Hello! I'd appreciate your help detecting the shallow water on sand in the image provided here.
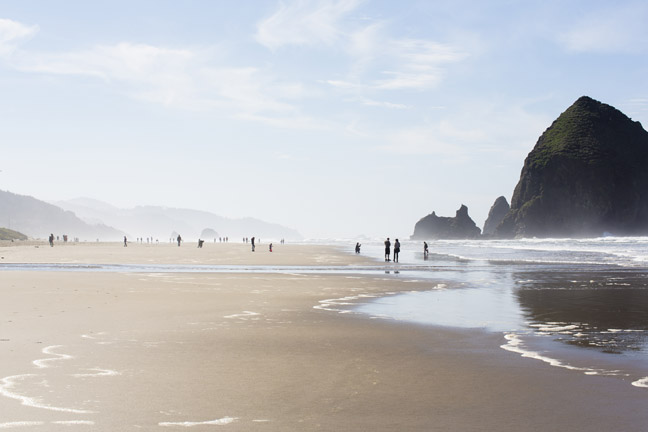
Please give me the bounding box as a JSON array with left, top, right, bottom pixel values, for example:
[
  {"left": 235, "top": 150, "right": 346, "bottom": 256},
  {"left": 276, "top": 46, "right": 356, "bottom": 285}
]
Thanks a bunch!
[
  {"left": 351, "top": 238, "right": 648, "bottom": 389},
  {"left": 3, "top": 237, "right": 648, "bottom": 389}
]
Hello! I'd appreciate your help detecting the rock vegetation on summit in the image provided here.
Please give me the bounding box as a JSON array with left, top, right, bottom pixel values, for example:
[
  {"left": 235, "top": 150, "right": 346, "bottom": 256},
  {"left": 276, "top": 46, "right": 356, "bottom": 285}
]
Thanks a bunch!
[{"left": 496, "top": 96, "right": 648, "bottom": 238}]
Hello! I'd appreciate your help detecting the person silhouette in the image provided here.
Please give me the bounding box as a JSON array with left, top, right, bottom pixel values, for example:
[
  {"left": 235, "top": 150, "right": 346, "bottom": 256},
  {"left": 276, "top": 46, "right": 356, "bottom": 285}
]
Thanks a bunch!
[
  {"left": 394, "top": 239, "right": 400, "bottom": 263},
  {"left": 423, "top": 241, "right": 429, "bottom": 260},
  {"left": 384, "top": 238, "right": 391, "bottom": 262}
]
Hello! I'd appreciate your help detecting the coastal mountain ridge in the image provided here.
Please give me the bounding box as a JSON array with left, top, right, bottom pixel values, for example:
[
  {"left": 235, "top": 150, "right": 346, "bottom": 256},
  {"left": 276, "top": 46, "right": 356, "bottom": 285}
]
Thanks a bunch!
[
  {"left": 55, "top": 197, "right": 302, "bottom": 241},
  {"left": 0, "top": 190, "right": 124, "bottom": 240},
  {"left": 0, "top": 190, "right": 302, "bottom": 241}
]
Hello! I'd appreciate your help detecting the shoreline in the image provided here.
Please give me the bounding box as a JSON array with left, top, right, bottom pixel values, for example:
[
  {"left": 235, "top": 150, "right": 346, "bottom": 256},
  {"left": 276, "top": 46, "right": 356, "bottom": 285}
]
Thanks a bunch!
[{"left": 1, "top": 242, "right": 647, "bottom": 430}]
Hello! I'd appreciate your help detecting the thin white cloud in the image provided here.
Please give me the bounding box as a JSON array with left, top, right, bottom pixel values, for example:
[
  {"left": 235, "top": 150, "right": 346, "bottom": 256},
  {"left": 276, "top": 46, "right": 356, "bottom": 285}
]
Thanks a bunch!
[
  {"left": 325, "top": 37, "right": 466, "bottom": 94},
  {"left": 255, "top": 0, "right": 364, "bottom": 49},
  {"left": 0, "top": 18, "right": 38, "bottom": 55},
  {"left": 558, "top": 3, "right": 648, "bottom": 53},
  {"left": 377, "top": 100, "right": 549, "bottom": 160},
  {"left": 358, "top": 98, "right": 409, "bottom": 109},
  {"left": 0, "top": 20, "right": 319, "bottom": 125},
  {"left": 379, "top": 125, "right": 466, "bottom": 157},
  {"left": 324, "top": 79, "right": 360, "bottom": 90},
  {"left": 374, "top": 39, "right": 466, "bottom": 90},
  {"left": 256, "top": 2, "right": 467, "bottom": 96}
]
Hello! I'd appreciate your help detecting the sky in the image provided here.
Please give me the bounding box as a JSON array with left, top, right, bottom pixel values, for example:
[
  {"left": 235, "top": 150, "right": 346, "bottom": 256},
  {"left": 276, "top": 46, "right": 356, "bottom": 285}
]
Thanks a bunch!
[{"left": 1, "top": 0, "right": 647, "bottom": 239}]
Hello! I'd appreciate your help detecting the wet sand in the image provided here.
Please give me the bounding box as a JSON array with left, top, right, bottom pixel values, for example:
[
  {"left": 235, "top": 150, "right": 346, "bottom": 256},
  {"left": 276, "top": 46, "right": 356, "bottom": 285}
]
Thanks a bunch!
[{"left": 1, "top": 242, "right": 647, "bottom": 431}]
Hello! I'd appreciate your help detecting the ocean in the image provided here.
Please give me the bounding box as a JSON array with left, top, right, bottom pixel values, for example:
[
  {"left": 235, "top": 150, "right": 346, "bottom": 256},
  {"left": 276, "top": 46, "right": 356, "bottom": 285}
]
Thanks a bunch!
[{"left": 347, "top": 236, "right": 648, "bottom": 390}]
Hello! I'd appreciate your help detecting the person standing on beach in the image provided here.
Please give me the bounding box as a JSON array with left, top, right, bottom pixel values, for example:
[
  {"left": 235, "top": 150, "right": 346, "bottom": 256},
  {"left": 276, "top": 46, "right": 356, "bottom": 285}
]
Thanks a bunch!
[
  {"left": 394, "top": 239, "right": 400, "bottom": 263},
  {"left": 269, "top": 243, "right": 273, "bottom": 252},
  {"left": 177, "top": 235, "right": 182, "bottom": 247},
  {"left": 384, "top": 238, "right": 391, "bottom": 261},
  {"left": 49, "top": 233, "right": 54, "bottom": 247},
  {"left": 124, "top": 236, "right": 128, "bottom": 247},
  {"left": 251, "top": 236, "right": 255, "bottom": 252},
  {"left": 355, "top": 242, "right": 361, "bottom": 254},
  {"left": 423, "top": 241, "right": 429, "bottom": 259}
]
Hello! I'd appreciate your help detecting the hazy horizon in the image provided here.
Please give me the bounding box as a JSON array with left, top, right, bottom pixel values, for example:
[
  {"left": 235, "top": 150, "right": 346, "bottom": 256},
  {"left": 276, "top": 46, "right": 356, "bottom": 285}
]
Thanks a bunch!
[{"left": 1, "top": 1, "right": 647, "bottom": 238}]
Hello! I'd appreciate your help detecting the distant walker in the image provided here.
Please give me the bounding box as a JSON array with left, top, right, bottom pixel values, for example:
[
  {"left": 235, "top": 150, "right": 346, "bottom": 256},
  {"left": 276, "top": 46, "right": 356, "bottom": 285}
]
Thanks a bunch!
[{"left": 384, "top": 238, "right": 391, "bottom": 262}]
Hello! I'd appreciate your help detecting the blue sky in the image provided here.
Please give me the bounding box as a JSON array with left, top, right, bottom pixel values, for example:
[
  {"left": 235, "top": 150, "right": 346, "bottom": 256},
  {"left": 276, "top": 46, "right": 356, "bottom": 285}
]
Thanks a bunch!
[{"left": 1, "top": 0, "right": 647, "bottom": 238}]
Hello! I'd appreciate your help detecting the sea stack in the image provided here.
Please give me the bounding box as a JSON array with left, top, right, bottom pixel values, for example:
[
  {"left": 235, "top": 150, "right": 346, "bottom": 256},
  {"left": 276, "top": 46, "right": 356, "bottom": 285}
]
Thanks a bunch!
[
  {"left": 411, "top": 205, "right": 481, "bottom": 239},
  {"left": 482, "top": 196, "right": 510, "bottom": 236},
  {"left": 497, "top": 96, "right": 648, "bottom": 238}
]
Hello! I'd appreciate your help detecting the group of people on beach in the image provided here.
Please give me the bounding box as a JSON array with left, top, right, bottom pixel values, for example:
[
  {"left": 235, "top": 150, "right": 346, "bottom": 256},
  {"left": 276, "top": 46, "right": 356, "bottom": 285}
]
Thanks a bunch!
[
  {"left": 354, "top": 239, "right": 430, "bottom": 262},
  {"left": 384, "top": 238, "right": 401, "bottom": 262}
]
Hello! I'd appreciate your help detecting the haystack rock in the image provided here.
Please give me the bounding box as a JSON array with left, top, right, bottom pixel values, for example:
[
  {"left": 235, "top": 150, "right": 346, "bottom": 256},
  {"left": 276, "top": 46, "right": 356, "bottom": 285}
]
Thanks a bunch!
[
  {"left": 411, "top": 205, "right": 481, "bottom": 239},
  {"left": 497, "top": 96, "right": 648, "bottom": 238}
]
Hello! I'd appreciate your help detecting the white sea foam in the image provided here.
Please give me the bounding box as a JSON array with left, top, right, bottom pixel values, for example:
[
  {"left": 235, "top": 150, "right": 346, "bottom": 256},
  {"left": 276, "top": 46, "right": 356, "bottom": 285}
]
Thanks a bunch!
[
  {"left": 0, "top": 374, "right": 95, "bottom": 414},
  {"left": 0, "top": 422, "right": 45, "bottom": 429},
  {"left": 632, "top": 377, "right": 648, "bottom": 388},
  {"left": 72, "top": 368, "right": 120, "bottom": 378},
  {"left": 529, "top": 323, "right": 580, "bottom": 333},
  {"left": 33, "top": 345, "right": 72, "bottom": 369},
  {"left": 0, "top": 421, "right": 94, "bottom": 429},
  {"left": 159, "top": 417, "right": 238, "bottom": 427},
  {"left": 51, "top": 421, "right": 95, "bottom": 425},
  {"left": 314, "top": 293, "right": 378, "bottom": 313},
  {"left": 223, "top": 311, "right": 260, "bottom": 319},
  {"left": 501, "top": 333, "right": 612, "bottom": 376}
]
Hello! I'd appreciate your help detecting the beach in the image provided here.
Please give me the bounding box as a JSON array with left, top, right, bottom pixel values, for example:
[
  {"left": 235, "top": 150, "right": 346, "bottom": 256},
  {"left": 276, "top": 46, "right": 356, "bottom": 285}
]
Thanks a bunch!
[{"left": 1, "top": 242, "right": 647, "bottom": 431}]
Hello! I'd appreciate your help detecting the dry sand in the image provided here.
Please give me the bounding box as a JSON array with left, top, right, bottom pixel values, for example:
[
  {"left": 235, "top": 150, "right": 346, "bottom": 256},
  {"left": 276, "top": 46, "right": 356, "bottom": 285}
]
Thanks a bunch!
[{"left": 1, "top": 242, "right": 647, "bottom": 431}]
